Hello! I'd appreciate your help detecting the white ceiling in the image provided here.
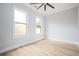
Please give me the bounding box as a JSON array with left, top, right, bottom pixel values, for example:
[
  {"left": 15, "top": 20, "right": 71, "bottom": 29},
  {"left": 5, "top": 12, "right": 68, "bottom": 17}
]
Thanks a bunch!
[{"left": 25, "top": 3, "right": 79, "bottom": 16}]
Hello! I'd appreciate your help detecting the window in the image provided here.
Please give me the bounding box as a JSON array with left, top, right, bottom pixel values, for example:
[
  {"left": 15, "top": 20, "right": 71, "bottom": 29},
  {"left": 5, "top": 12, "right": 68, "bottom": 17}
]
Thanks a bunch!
[
  {"left": 36, "top": 17, "right": 41, "bottom": 34},
  {"left": 14, "top": 9, "right": 27, "bottom": 36}
]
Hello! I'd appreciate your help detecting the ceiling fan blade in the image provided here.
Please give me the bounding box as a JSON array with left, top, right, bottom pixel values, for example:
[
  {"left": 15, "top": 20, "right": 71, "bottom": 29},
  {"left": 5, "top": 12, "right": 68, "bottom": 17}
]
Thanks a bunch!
[
  {"left": 47, "top": 3, "right": 55, "bottom": 9},
  {"left": 44, "top": 5, "right": 46, "bottom": 11},
  {"left": 37, "top": 3, "right": 44, "bottom": 9}
]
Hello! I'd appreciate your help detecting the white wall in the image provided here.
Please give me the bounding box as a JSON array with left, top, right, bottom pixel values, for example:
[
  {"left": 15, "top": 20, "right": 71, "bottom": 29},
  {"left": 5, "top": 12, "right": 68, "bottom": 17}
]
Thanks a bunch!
[
  {"left": 77, "top": 5, "right": 79, "bottom": 45},
  {"left": 0, "top": 3, "right": 44, "bottom": 53},
  {"left": 45, "top": 7, "right": 79, "bottom": 44}
]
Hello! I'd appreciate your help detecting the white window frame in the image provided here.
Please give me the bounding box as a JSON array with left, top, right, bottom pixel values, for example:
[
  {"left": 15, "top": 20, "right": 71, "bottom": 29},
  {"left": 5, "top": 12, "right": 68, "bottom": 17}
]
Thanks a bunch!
[
  {"left": 36, "top": 17, "right": 41, "bottom": 34},
  {"left": 14, "top": 8, "right": 27, "bottom": 37}
]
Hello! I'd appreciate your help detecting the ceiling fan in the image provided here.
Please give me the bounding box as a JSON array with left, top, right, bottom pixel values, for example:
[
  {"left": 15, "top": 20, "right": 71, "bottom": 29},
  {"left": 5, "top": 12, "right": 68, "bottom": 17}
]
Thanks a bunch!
[{"left": 30, "top": 3, "right": 55, "bottom": 11}]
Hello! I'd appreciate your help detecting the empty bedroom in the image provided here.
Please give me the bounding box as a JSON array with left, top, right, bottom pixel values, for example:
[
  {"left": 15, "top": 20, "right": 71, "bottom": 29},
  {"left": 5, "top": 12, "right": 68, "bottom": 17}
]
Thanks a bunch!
[{"left": 0, "top": 3, "right": 79, "bottom": 56}]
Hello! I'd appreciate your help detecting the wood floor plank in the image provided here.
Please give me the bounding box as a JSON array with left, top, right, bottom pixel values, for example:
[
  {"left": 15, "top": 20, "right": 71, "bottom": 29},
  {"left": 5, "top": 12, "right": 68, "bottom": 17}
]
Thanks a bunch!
[{"left": 0, "top": 39, "right": 79, "bottom": 56}]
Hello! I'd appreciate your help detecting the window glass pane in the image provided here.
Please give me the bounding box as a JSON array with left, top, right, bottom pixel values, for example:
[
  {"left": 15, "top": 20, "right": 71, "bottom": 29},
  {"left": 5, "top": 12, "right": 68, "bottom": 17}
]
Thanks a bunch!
[
  {"left": 15, "top": 24, "right": 26, "bottom": 36},
  {"left": 36, "top": 26, "right": 41, "bottom": 34},
  {"left": 36, "top": 17, "right": 41, "bottom": 34},
  {"left": 36, "top": 17, "right": 40, "bottom": 25},
  {"left": 14, "top": 9, "right": 26, "bottom": 23}
]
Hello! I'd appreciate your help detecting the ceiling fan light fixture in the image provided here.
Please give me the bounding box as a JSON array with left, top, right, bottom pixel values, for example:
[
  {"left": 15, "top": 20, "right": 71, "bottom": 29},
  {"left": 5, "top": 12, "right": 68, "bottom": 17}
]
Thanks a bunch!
[{"left": 30, "top": 3, "right": 55, "bottom": 11}]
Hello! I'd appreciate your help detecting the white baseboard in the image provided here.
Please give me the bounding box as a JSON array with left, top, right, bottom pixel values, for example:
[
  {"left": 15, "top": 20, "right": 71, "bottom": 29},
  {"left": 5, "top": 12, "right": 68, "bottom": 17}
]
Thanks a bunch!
[
  {"left": 0, "top": 38, "right": 43, "bottom": 54},
  {"left": 0, "top": 37, "right": 79, "bottom": 54},
  {"left": 46, "top": 37, "right": 79, "bottom": 47}
]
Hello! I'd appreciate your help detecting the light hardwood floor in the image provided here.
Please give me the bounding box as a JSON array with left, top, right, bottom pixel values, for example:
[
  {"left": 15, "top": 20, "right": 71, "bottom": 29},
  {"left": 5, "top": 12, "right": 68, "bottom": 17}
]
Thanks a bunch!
[{"left": 0, "top": 39, "right": 79, "bottom": 56}]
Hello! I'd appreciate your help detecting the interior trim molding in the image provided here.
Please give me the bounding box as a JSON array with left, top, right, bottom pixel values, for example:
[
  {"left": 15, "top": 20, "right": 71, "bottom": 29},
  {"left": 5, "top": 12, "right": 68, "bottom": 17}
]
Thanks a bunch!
[
  {"left": 46, "top": 37, "right": 79, "bottom": 47},
  {"left": 0, "top": 38, "right": 43, "bottom": 54}
]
